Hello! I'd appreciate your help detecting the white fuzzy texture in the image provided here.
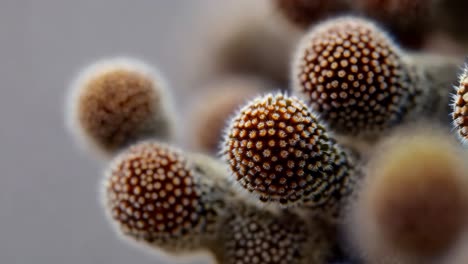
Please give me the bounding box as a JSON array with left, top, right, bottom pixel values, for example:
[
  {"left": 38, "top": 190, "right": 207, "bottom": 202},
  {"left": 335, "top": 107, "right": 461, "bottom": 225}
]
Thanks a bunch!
[
  {"left": 219, "top": 91, "right": 335, "bottom": 209},
  {"left": 65, "top": 57, "right": 176, "bottom": 159}
]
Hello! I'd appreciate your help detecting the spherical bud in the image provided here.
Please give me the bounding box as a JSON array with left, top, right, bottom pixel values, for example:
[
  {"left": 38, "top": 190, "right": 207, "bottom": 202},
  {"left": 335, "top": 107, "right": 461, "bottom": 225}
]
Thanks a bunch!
[
  {"left": 66, "top": 58, "right": 175, "bottom": 157},
  {"left": 452, "top": 65, "right": 468, "bottom": 144},
  {"left": 347, "top": 128, "right": 468, "bottom": 263},
  {"left": 272, "top": 0, "right": 350, "bottom": 29},
  {"left": 102, "top": 141, "right": 232, "bottom": 253},
  {"left": 189, "top": 76, "right": 269, "bottom": 153},
  {"left": 219, "top": 204, "right": 331, "bottom": 264},
  {"left": 222, "top": 93, "right": 356, "bottom": 213},
  {"left": 292, "top": 17, "right": 417, "bottom": 137}
]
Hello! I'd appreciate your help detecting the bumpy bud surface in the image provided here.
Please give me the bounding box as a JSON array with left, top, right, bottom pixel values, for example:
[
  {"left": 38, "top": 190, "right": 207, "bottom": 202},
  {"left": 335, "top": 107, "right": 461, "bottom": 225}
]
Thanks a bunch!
[
  {"left": 348, "top": 128, "right": 468, "bottom": 263},
  {"left": 219, "top": 204, "right": 331, "bottom": 264},
  {"left": 452, "top": 65, "right": 468, "bottom": 144},
  {"left": 102, "top": 141, "right": 231, "bottom": 253},
  {"left": 67, "top": 58, "right": 174, "bottom": 157},
  {"left": 292, "top": 17, "right": 417, "bottom": 137},
  {"left": 222, "top": 93, "right": 356, "bottom": 215}
]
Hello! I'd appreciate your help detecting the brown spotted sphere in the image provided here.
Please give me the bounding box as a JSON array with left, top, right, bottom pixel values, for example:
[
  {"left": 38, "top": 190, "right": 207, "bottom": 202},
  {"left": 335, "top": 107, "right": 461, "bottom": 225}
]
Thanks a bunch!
[
  {"left": 223, "top": 93, "right": 354, "bottom": 208},
  {"left": 292, "top": 17, "right": 416, "bottom": 137},
  {"left": 452, "top": 66, "right": 468, "bottom": 144},
  {"left": 103, "top": 141, "right": 215, "bottom": 252},
  {"left": 273, "top": 0, "right": 350, "bottom": 29},
  {"left": 67, "top": 58, "right": 174, "bottom": 156},
  {"left": 220, "top": 204, "right": 330, "bottom": 264}
]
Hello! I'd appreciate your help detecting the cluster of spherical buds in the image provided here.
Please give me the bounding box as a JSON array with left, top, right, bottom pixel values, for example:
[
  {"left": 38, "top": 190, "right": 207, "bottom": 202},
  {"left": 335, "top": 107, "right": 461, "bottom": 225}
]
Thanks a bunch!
[
  {"left": 65, "top": 6, "right": 468, "bottom": 264},
  {"left": 65, "top": 57, "right": 336, "bottom": 263}
]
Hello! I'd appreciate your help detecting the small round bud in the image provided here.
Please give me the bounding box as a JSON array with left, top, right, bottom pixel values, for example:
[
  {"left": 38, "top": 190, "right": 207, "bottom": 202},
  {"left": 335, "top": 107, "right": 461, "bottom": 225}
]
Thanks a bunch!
[
  {"left": 219, "top": 204, "right": 331, "bottom": 264},
  {"left": 102, "top": 141, "right": 231, "bottom": 253},
  {"left": 292, "top": 17, "right": 417, "bottom": 137},
  {"left": 272, "top": 0, "right": 350, "bottom": 29},
  {"left": 348, "top": 128, "right": 468, "bottom": 263},
  {"left": 189, "top": 77, "right": 269, "bottom": 153},
  {"left": 222, "top": 93, "right": 356, "bottom": 213},
  {"left": 66, "top": 58, "right": 175, "bottom": 157},
  {"left": 452, "top": 65, "right": 468, "bottom": 144}
]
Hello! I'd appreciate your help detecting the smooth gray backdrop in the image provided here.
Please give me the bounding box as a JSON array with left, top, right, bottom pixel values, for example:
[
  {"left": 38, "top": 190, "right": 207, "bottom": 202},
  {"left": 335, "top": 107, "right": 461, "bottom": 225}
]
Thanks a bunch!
[{"left": 0, "top": 1, "right": 263, "bottom": 263}]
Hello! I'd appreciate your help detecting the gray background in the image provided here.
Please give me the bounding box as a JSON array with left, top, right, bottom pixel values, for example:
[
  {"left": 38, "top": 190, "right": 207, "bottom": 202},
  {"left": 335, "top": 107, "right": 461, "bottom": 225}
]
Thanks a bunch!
[
  {"left": 3, "top": 1, "right": 467, "bottom": 264},
  {"left": 0, "top": 1, "right": 267, "bottom": 263}
]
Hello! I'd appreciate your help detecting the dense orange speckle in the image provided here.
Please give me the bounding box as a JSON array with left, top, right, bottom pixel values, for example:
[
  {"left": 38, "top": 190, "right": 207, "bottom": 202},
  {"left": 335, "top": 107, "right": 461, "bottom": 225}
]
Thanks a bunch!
[
  {"left": 222, "top": 205, "right": 329, "bottom": 264},
  {"left": 223, "top": 93, "right": 354, "bottom": 209},
  {"left": 293, "top": 17, "right": 415, "bottom": 136},
  {"left": 452, "top": 67, "right": 468, "bottom": 144},
  {"left": 104, "top": 141, "right": 204, "bottom": 247}
]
